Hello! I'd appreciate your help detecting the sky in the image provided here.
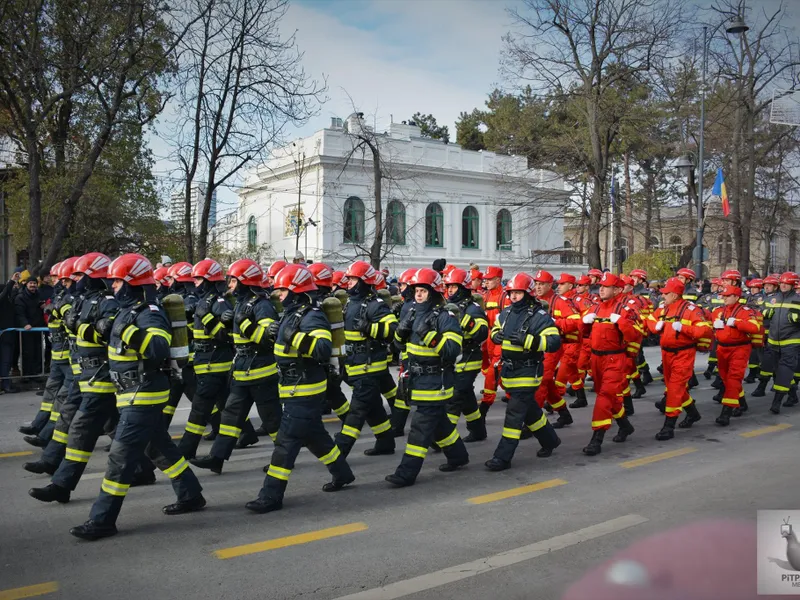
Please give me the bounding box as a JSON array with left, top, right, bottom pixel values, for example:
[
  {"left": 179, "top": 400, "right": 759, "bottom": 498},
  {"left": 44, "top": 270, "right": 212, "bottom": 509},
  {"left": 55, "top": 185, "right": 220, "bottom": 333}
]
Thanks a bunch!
[{"left": 148, "top": 0, "right": 800, "bottom": 216}]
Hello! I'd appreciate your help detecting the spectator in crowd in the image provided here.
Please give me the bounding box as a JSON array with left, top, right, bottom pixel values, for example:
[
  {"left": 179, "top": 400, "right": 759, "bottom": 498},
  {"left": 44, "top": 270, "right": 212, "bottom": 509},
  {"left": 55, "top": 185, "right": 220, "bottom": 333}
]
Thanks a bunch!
[
  {"left": 39, "top": 273, "right": 55, "bottom": 303},
  {"left": 14, "top": 275, "right": 46, "bottom": 385},
  {"left": 0, "top": 271, "right": 21, "bottom": 393}
]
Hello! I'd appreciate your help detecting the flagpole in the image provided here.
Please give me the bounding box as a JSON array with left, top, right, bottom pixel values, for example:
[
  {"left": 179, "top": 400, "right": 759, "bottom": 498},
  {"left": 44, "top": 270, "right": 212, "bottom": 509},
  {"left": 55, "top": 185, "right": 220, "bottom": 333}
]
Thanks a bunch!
[
  {"left": 696, "top": 25, "right": 707, "bottom": 279},
  {"left": 610, "top": 171, "right": 615, "bottom": 271}
]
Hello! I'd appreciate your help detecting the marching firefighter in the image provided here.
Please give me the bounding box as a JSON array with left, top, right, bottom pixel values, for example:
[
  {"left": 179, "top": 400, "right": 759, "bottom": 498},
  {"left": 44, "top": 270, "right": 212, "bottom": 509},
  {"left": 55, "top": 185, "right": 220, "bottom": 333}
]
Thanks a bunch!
[
  {"left": 630, "top": 268, "right": 654, "bottom": 386},
  {"left": 569, "top": 275, "right": 595, "bottom": 409},
  {"left": 762, "top": 272, "right": 800, "bottom": 413},
  {"left": 533, "top": 270, "right": 578, "bottom": 428},
  {"left": 647, "top": 277, "right": 710, "bottom": 440},
  {"left": 386, "top": 268, "right": 468, "bottom": 486},
  {"left": 191, "top": 259, "right": 282, "bottom": 474},
  {"left": 247, "top": 264, "right": 354, "bottom": 513},
  {"left": 70, "top": 254, "right": 205, "bottom": 541},
  {"left": 677, "top": 268, "right": 700, "bottom": 302},
  {"left": 588, "top": 268, "right": 603, "bottom": 296},
  {"left": 176, "top": 259, "right": 234, "bottom": 460},
  {"left": 484, "top": 273, "right": 562, "bottom": 471},
  {"left": 391, "top": 267, "right": 417, "bottom": 437},
  {"left": 752, "top": 274, "right": 780, "bottom": 397},
  {"left": 480, "top": 266, "right": 506, "bottom": 413},
  {"left": 334, "top": 260, "right": 397, "bottom": 458},
  {"left": 744, "top": 278, "right": 765, "bottom": 383},
  {"left": 443, "top": 268, "right": 489, "bottom": 442},
  {"left": 712, "top": 284, "right": 761, "bottom": 426},
  {"left": 581, "top": 273, "right": 638, "bottom": 456}
]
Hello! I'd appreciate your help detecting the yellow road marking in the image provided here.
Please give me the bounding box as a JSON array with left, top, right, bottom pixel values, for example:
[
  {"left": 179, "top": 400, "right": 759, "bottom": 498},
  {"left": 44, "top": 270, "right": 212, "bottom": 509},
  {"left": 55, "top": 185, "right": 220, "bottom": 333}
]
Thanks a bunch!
[
  {"left": 0, "top": 451, "right": 33, "bottom": 459},
  {"left": 214, "top": 522, "right": 368, "bottom": 559},
  {"left": 0, "top": 582, "right": 59, "bottom": 600},
  {"left": 620, "top": 447, "right": 697, "bottom": 469},
  {"left": 740, "top": 423, "right": 793, "bottom": 438},
  {"left": 322, "top": 416, "right": 340, "bottom": 424},
  {"left": 467, "top": 479, "right": 568, "bottom": 505}
]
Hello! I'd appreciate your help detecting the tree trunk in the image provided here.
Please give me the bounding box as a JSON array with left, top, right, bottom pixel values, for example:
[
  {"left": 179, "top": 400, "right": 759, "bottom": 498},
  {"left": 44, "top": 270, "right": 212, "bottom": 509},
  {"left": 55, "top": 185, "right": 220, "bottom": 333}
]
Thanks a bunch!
[
  {"left": 644, "top": 167, "right": 654, "bottom": 250},
  {"left": 196, "top": 183, "right": 214, "bottom": 260},
  {"left": 184, "top": 180, "right": 195, "bottom": 263},
  {"left": 613, "top": 177, "right": 622, "bottom": 272},
  {"left": 588, "top": 181, "right": 603, "bottom": 269},
  {"left": 26, "top": 133, "right": 42, "bottom": 270},
  {"left": 624, "top": 151, "right": 633, "bottom": 255},
  {"left": 739, "top": 104, "right": 757, "bottom": 275},
  {"left": 578, "top": 178, "right": 587, "bottom": 260},
  {"left": 369, "top": 142, "right": 383, "bottom": 269}
]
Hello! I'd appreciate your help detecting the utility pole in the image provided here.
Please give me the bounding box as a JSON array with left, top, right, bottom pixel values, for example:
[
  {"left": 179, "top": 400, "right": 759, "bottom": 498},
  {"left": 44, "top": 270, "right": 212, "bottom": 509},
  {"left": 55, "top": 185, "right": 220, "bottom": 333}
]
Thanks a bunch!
[{"left": 293, "top": 143, "right": 307, "bottom": 255}]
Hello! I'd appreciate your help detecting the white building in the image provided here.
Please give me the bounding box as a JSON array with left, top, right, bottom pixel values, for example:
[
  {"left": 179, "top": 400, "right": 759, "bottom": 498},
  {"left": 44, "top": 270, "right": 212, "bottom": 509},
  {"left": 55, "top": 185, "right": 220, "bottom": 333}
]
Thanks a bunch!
[
  {"left": 170, "top": 186, "right": 217, "bottom": 231},
  {"left": 230, "top": 116, "right": 579, "bottom": 276}
]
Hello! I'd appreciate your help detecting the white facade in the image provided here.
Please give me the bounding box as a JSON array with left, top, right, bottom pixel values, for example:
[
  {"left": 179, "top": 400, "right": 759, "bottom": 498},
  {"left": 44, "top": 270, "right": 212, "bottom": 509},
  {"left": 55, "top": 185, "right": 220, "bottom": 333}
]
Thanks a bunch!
[
  {"left": 170, "top": 186, "right": 217, "bottom": 231},
  {"left": 231, "top": 118, "right": 578, "bottom": 276}
]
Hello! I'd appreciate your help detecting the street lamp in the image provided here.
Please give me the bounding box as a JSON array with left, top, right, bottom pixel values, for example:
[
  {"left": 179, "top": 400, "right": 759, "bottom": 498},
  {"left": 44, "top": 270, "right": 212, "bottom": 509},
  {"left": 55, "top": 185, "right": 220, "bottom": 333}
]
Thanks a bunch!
[{"left": 680, "top": 14, "right": 748, "bottom": 278}]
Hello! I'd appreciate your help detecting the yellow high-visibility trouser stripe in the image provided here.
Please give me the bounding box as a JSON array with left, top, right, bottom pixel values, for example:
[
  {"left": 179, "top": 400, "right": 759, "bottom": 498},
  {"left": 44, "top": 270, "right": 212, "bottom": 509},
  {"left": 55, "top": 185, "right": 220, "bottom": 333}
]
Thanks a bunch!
[
  {"left": 39, "top": 401, "right": 53, "bottom": 412},
  {"left": 448, "top": 412, "right": 459, "bottom": 424},
  {"left": 394, "top": 399, "right": 409, "bottom": 410},
  {"left": 185, "top": 422, "right": 206, "bottom": 435},
  {"left": 404, "top": 444, "right": 427, "bottom": 459},
  {"left": 319, "top": 446, "right": 341, "bottom": 466},
  {"left": 219, "top": 424, "right": 242, "bottom": 438},
  {"left": 164, "top": 457, "right": 189, "bottom": 479},
  {"left": 101, "top": 478, "right": 130, "bottom": 497},
  {"left": 410, "top": 387, "right": 453, "bottom": 402},
  {"left": 334, "top": 401, "right": 350, "bottom": 416},
  {"left": 465, "top": 409, "right": 481, "bottom": 422},
  {"left": 341, "top": 425, "right": 360, "bottom": 440},
  {"left": 528, "top": 413, "right": 548, "bottom": 432},
  {"left": 162, "top": 404, "right": 176, "bottom": 416},
  {"left": 370, "top": 420, "right": 391, "bottom": 435},
  {"left": 436, "top": 429, "right": 459, "bottom": 447},
  {"left": 267, "top": 465, "right": 291, "bottom": 481},
  {"left": 52, "top": 430, "right": 68, "bottom": 443},
  {"left": 49, "top": 411, "right": 60, "bottom": 422},
  {"left": 592, "top": 419, "right": 612, "bottom": 428},
  {"left": 502, "top": 427, "right": 521, "bottom": 440},
  {"left": 65, "top": 448, "right": 92, "bottom": 463}
]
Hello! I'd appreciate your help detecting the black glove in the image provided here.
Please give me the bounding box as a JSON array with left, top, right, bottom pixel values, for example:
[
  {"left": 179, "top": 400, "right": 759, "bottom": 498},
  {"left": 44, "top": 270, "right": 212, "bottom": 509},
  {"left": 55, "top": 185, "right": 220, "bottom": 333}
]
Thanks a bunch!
[
  {"left": 64, "top": 309, "right": 79, "bottom": 333},
  {"left": 491, "top": 328, "right": 504, "bottom": 345},
  {"left": 353, "top": 316, "right": 370, "bottom": 336},
  {"left": 95, "top": 317, "right": 114, "bottom": 341},
  {"left": 221, "top": 309, "right": 235, "bottom": 326},
  {"left": 266, "top": 320, "right": 280, "bottom": 342},
  {"left": 396, "top": 308, "right": 415, "bottom": 339},
  {"left": 507, "top": 330, "right": 523, "bottom": 347},
  {"left": 283, "top": 313, "right": 301, "bottom": 345},
  {"left": 195, "top": 302, "right": 210, "bottom": 320},
  {"left": 234, "top": 304, "right": 252, "bottom": 326}
]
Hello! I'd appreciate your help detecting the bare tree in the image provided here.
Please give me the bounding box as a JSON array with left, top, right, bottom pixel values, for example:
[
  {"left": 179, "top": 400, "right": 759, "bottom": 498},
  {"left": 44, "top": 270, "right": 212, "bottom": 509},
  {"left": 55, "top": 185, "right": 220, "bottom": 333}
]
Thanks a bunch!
[
  {"left": 168, "top": 0, "right": 325, "bottom": 261},
  {"left": 503, "top": 0, "right": 687, "bottom": 268}
]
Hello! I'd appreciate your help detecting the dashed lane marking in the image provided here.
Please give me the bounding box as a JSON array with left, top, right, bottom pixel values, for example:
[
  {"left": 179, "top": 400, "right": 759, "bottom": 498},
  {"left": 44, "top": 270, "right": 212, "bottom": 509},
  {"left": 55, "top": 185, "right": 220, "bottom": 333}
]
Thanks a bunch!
[
  {"left": 214, "top": 522, "right": 368, "bottom": 559},
  {"left": 739, "top": 423, "right": 793, "bottom": 438},
  {"left": 0, "top": 451, "right": 33, "bottom": 459},
  {"left": 620, "top": 447, "right": 697, "bottom": 469},
  {"left": 467, "top": 478, "right": 567, "bottom": 505},
  {"left": 0, "top": 582, "right": 59, "bottom": 600},
  {"left": 332, "top": 515, "right": 649, "bottom": 600}
]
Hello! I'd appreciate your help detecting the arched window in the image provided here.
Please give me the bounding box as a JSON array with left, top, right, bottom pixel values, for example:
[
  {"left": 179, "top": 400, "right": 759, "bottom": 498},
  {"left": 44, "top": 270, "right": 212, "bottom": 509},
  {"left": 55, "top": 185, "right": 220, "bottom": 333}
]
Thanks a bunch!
[
  {"left": 669, "top": 235, "right": 682, "bottom": 260},
  {"left": 462, "top": 206, "right": 479, "bottom": 249},
  {"left": 343, "top": 196, "right": 365, "bottom": 243},
  {"left": 561, "top": 240, "right": 572, "bottom": 264},
  {"left": 648, "top": 236, "right": 660, "bottom": 250},
  {"left": 247, "top": 216, "right": 257, "bottom": 249},
  {"left": 425, "top": 203, "right": 443, "bottom": 247},
  {"left": 386, "top": 200, "right": 406, "bottom": 245},
  {"left": 496, "top": 209, "right": 512, "bottom": 251}
]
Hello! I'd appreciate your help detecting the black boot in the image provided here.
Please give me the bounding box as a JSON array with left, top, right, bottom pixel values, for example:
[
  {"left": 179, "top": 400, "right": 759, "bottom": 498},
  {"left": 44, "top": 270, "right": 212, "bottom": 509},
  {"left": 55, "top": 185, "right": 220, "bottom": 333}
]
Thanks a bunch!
[
  {"left": 29, "top": 483, "right": 70, "bottom": 503},
  {"left": 641, "top": 368, "right": 654, "bottom": 385},
  {"left": 689, "top": 374, "right": 699, "bottom": 388},
  {"left": 203, "top": 430, "right": 218, "bottom": 441},
  {"left": 733, "top": 396, "right": 748, "bottom": 417},
  {"left": 655, "top": 395, "right": 666, "bottom": 414},
  {"left": 716, "top": 406, "right": 733, "bottom": 427},
  {"left": 245, "top": 498, "right": 283, "bottom": 513},
  {"left": 632, "top": 379, "right": 647, "bottom": 399},
  {"left": 163, "top": 494, "right": 206, "bottom": 515},
  {"left": 784, "top": 386, "right": 798, "bottom": 407},
  {"left": 536, "top": 437, "right": 561, "bottom": 458},
  {"left": 569, "top": 388, "right": 588, "bottom": 409},
  {"left": 678, "top": 402, "right": 701, "bottom": 428},
  {"left": 771, "top": 393, "right": 785, "bottom": 414},
  {"left": 322, "top": 473, "right": 356, "bottom": 491},
  {"left": 463, "top": 417, "right": 487, "bottom": 443},
  {"left": 190, "top": 455, "right": 224, "bottom": 474},
  {"left": 364, "top": 441, "right": 395, "bottom": 456},
  {"left": 18, "top": 424, "right": 38, "bottom": 435},
  {"left": 711, "top": 375, "right": 723, "bottom": 389},
  {"left": 519, "top": 427, "right": 533, "bottom": 440},
  {"left": 551, "top": 408, "right": 573, "bottom": 429},
  {"left": 566, "top": 387, "right": 577, "bottom": 397},
  {"left": 23, "top": 460, "right": 57, "bottom": 475},
  {"left": 657, "top": 364, "right": 664, "bottom": 374},
  {"left": 130, "top": 469, "right": 157, "bottom": 487},
  {"left": 582, "top": 429, "right": 605, "bottom": 456},
  {"left": 385, "top": 473, "right": 415, "bottom": 487},
  {"left": 712, "top": 389, "right": 723, "bottom": 403},
  {"left": 23, "top": 435, "right": 47, "bottom": 448},
  {"left": 751, "top": 378, "right": 769, "bottom": 397},
  {"left": 623, "top": 394, "right": 635, "bottom": 416},
  {"left": 484, "top": 457, "right": 511, "bottom": 472},
  {"left": 235, "top": 429, "right": 259, "bottom": 450},
  {"left": 703, "top": 366, "right": 714, "bottom": 380},
  {"left": 439, "top": 458, "right": 469, "bottom": 472},
  {"left": 744, "top": 369, "right": 759, "bottom": 384},
  {"left": 612, "top": 417, "right": 635, "bottom": 443},
  {"left": 655, "top": 416, "right": 678, "bottom": 440},
  {"left": 478, "top": 402, "right": 492, "bottom": 418},
  {"left": 70, "top": 520, "right": 118, "bottom": 541}
]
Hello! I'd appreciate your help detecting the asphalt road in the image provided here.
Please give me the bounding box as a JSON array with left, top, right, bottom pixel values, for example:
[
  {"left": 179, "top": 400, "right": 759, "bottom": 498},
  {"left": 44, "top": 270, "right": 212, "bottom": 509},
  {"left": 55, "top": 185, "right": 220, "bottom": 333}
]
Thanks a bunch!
[{"left": 0, "top": 347, "right": 797, "bottom": 600}]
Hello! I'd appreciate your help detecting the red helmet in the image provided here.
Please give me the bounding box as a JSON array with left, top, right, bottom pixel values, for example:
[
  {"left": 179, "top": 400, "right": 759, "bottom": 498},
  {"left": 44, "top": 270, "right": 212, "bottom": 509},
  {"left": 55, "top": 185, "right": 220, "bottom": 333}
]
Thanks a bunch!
[
  {"left": 49, "top": 262, "right": 61, "bottom": 278},
  {"left": 107, "top": 253, "right": 155, "bottom": 286},
  {"left": 227, "top": 259, "right": 263, "bottom": 287},
  {"left": 599, "top": 272, "right": 621, "bottom": 288},
  {"left": 619, "top": 274, "right": 634, "bottom": 287},
  {"left": 677, "top": 268, "right": 696, "bottom": 280},
  {"left": 272, "top": 263, "right": 317, "bottom": 294},
  {"left": 764, "top": 274, "right": 780, "bottom": 285},
  {"left": 73, "top": 252, "right": 111, "bottom": 279},
  {"left": 630, "top": 269, "right": 647, "bottom": 280},
  {"left": 153, "top": 266, "right": 169, "bottom": 285},
  {"left": 721, "top": 269, "right": 741, "bottom": 281},
  {"left": 588, "top": 268, "right": 603, "bottom": 278},
  {"left": 345, "top": 260, "right": 378, "bottom": 285},
  {"left": 398, "top": 268, "right": 418, "bottom": 285},
  {"left": 412, "top": 268, "right": 445, "bottom": 293},
  {"left": 720, "top": 284, "right": 742, "bottom": 297},
  {"left": 57, "top": 257, "right": 79, "bottom": 280},
  {"left": 505, "top": 273, "right": 535, "bottom": 295},
  {"left": 662, "top": 277, "right": 686, "bottom": 296},
  {"left": 374, "top": 272, "right": 387, "bottom": 290},
  {"left": 192, "top": 259, "right": 225, "bottom": 282},
  {"left": 748, "top": 278, "right": 763, "bottom": 288},
  {"left": 533, "top": 270, "right": 554, "bottom": 283},
  {"left": 576, "top": 275, "right": 591, "bottom": 286},
  {"left": 711, "top": 278, "right": 722, "bottom": 286},
  {"left": 167, "top": 262, "right": 194, "bottom": 283},
  {"left": 331, "top": 270, "right": 345, "bottom": 288},
  {"left": 267, "top": 260, "right": 287, "bottom": 279},
  {"left": 308, "top": 263, "right": 334, "bottom": 288},
  {"left": 443, "top": 268, "right": 471, "bottom": 288},
  {"left": 780, "top": 272, "right": 799, "bottom": 285}
]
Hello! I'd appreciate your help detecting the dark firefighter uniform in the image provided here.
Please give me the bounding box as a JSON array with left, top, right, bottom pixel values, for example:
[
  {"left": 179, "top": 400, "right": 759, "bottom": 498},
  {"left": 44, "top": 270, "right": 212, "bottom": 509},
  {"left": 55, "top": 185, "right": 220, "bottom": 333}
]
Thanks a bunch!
[
  {"left": 486, "top": 286, "right": 561, "bottom": 471},
  {"left": 248, "top": 282, "right": 354, "bottom": 513},
  {"left": 177, "top": 288, "right": 233, "bottom": 459},
  {"left": 387, "top": 280, "right": 469, "bottom": 487},
  {"left": 763, "top": 274, "right": 800, "bottom": 413},
  {"left": 391, "top": 289, "right": 415, "bottom": 436},
  {"left": 445, "top": 287, "right": 489, "bottom": 442},
  {"left": 82, "top": 294, "right": 204, "bottom": 535},
  {"left": 753, "top": 284, "right": 779, "bottom": 397},
  {"left": 335, "top": 288, "right": 398, "bottom": 457},
  {"left": 192, "top": 290, "right": 282, "bottom": 472}
]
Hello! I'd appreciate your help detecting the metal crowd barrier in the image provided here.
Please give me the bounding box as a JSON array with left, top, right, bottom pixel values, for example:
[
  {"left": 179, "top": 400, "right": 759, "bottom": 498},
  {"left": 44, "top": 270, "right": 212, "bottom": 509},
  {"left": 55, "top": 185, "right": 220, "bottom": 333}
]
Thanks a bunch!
[{"left": 0, "top": 327, "right": 51, "bottom": 382}]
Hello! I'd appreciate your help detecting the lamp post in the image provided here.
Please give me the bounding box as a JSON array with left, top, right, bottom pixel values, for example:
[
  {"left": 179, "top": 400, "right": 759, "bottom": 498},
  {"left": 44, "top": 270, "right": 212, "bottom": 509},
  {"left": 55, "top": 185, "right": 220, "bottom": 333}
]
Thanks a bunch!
[{"left": 677, "top": 15, "right": 748, "bottom": 278}]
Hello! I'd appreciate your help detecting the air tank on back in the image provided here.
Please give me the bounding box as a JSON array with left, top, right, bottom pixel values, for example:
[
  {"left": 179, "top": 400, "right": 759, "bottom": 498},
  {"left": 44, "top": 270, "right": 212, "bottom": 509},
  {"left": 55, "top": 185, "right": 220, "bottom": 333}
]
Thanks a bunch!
[{"left": 161, "top": 293, "right": 190, "bottom": 369}]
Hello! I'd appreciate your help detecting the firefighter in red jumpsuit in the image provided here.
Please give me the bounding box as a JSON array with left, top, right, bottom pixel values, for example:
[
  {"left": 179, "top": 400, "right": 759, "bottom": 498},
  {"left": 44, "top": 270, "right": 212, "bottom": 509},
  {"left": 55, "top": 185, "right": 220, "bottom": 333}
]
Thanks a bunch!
[
  {"left": 647, "top": 277, "right": 710, "bottom": 440},
  {"left": 553, "top": 273, "right": 583, "bottom": 412},
  {"left": 534, "top": 270, "right": 579, "bottom": 428},
  {"left": 581, "top": 273, "right": 638, "bottom": 455},
  {"left": 570, "top": 275, "right": 595, "bottom": 408},
  {"left": 480, "top": 266, "right": 507, "bottom": 414},
  {"left": 618, "top": 275, "right": 648, "bottom": 415},
  {"left": 712, "top": 284, "right": 761, "bottom": 426}
]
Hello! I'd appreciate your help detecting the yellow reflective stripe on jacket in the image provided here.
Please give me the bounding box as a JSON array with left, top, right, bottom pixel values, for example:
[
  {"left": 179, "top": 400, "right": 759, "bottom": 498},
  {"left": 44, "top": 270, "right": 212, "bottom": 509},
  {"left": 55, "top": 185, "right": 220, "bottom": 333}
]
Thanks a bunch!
[
  {"left": 140, "top": 328, "right": 171, "bottom": 353},
  {"left": 406, "top": 343, "right": 439, "bottom": 357},
  {"left": 274, "top": 342, "right": 297, "bottom": 357},
  {"left": 501, "top": 340, "right": 524, "bottom": 352},
  {"left": 116, "top": 389, "right": 170, "bottom": 407},
  {"left": 51, "top": 350, "right": 70, "bottom": 360},
  {"left": 71, "top": 363, "right": 82, "bottom": 375},
  {"left": 233, "top": 362, "right": 278, "bottom": 381},
  {"left": 76, "top": 339, "right": 103, "bottom": 348},
  {"left": 78, "top": 381, "right": 117, "bottom": 393},
  {"left": 410, "top": 387, "right": 453, "bottom": 402},
  {"left": 278, "top": 379, "right": 326, "bottom": 398},
  {"left": 232, "top": 333, "right": 251, "bottom": 345},
  {"left": 768, "top": 338, "right": 800, "bottom": 346},
  {"left": 435, "top": 331, "right": 462, "bottom": 351},
  {"left": 455, "top": 360, "right": 482, "bottom": 373},
  {"left": 345, "top": 331, "right": 367, "bottom": 341},
  {"left": 502, "top": 376, "right": 543, "bottom": 389},
  {"left": 108, "top": 347, "right": 139, "bottom": 362},
  {"left": 345, "top": 360, "right": 389, "bottom": 376},
  {"left": 194, "top": 361, "right": 233, "bottom": 374},
  {"left": 250, "top": 318, "right": 274, "bottom": 345}
]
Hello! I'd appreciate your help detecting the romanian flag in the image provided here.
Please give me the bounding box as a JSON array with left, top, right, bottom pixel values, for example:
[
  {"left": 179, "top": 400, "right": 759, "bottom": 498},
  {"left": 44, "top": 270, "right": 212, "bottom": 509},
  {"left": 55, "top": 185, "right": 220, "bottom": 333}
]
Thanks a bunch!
[{"left": 712, "top": 168, "right": 731, "bottom": 217}]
